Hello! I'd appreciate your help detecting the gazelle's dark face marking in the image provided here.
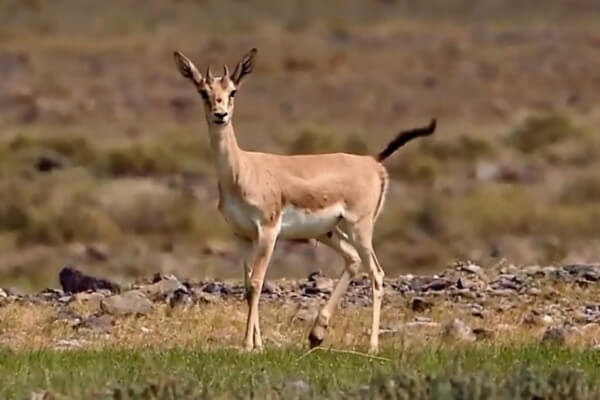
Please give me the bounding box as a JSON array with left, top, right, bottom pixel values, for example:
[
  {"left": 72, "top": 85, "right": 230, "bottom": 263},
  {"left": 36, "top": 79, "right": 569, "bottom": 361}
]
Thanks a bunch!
[{"left": 173, "top": 48, "right": 257, "bottom": 127}]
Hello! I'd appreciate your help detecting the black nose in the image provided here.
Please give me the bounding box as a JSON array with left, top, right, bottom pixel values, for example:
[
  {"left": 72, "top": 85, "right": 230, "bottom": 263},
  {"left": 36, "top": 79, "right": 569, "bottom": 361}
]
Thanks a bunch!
[{"left": 214, "top": 112, "right": 227, "bottom": 120}]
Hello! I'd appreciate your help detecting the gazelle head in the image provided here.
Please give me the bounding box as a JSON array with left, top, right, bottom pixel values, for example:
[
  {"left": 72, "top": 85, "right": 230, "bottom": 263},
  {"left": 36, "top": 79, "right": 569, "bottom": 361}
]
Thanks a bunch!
[{"left": 173, "top": 48, "right": 257, "bottom": 127}]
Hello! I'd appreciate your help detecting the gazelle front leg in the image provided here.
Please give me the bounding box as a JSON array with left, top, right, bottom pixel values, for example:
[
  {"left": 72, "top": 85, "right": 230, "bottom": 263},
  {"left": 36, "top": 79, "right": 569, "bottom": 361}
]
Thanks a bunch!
[
  {"left": 236, "top": 237, "right": 262, "bottom": 346},
  {"left": 243, "top": 225, "right": 278, "bottom": 351},
  {"left": 309, "top": 232, "right": 361, "bottom": 348}
]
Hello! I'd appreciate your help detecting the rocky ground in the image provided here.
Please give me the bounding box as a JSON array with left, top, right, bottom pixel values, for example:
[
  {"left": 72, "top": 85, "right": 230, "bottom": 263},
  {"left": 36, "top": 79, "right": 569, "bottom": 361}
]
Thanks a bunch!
[{"left": 3, "top": 261, "right": 600, "bottom": 350}]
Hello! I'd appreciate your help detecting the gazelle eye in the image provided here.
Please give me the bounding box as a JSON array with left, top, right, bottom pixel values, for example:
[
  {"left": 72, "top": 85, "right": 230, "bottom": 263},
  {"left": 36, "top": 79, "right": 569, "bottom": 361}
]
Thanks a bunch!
[
  {"left": 229, "top": 90, "right": 237, "bottom": 98},
  {"left": 199, "top": 90, "right": 209, "bottom": 100}
]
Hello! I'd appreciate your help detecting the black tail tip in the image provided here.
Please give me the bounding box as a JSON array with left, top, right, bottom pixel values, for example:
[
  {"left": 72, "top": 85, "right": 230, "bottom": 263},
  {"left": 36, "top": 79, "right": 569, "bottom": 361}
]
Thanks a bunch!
[{"left": 426, "top": 118, "right": 437, "bottom": 134}]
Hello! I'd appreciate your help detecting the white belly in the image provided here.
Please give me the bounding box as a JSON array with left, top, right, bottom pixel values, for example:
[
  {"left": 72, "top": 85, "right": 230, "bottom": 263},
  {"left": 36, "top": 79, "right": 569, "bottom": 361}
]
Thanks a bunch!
[{"left": 279, "top": 203, "right": 344, "bottom": 240}]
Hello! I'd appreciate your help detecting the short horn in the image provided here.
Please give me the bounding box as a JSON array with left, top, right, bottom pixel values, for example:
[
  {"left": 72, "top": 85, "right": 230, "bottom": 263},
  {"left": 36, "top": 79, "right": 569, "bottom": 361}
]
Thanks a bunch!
[
  {"left": 205, "top": 64, "right": 214, "bottom": 81},
  {"left": 223, "top": 63, "right": 230, "bottom": 78}
]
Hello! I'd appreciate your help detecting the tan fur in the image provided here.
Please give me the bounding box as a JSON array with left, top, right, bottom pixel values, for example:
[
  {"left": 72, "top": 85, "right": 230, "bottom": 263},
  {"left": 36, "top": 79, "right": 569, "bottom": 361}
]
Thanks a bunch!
[{"left": 173, "top": 48, "right": 423, "bottom": 353}]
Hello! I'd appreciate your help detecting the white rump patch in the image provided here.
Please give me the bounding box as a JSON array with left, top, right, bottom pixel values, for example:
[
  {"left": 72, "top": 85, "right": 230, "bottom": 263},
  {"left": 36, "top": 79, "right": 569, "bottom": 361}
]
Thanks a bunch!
[{"left": 279, "top": 203, "right": 344, "bottom": 240}]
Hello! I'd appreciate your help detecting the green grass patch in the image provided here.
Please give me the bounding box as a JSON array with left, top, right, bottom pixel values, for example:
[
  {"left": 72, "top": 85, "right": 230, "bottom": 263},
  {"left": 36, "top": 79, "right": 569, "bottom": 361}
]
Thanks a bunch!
[{"left": 2, "top": 345, "right": 600, "bottom": 399}]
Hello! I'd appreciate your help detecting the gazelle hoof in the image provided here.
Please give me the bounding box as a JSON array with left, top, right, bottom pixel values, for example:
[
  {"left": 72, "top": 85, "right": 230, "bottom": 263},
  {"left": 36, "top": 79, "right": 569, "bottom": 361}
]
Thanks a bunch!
[{"left": 308, "top": 329, "right": 325, "bottom": 348}]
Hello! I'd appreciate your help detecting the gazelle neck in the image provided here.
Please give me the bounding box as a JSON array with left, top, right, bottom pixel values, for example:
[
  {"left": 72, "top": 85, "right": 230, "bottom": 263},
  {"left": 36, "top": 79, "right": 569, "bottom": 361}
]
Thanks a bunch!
[{"left": 207, "top": 121, "right": 244, "bottom": 186}]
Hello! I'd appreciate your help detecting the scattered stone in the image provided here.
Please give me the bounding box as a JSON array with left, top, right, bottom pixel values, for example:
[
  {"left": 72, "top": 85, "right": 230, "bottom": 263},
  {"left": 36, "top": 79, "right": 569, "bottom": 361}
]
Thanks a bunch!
[
  {"left": 410, "top": 277, "right": 452, "bottom": 292},
  {"left": 202, "top": 281, "right": 229, "bottom": 295},
  {"left": 301, "top": 273, "right": 334, "bottom": 296},
  {"left": 29, "top": 391, "right": 56, "bottom": 400},
  {"left": 281, "top": 379, "right": 311, "bottom": 395},
  {"left": 314, "top": 277, "right": 334, "bottom": 293},
  {"left": 397, "top": 321, "right": 441, "bottom": 332},
  {"left": 472, "top": 327, "right": 494, "bottom": 341},
  {"left": 4, "top": 287, "right": 25, "bottom": 297},
  {"left": 192, "top": 288, "right": 220, "bottom": 304},
  {"left": 542, "top": 326, "right": 566, "bottom": 346},
  {"left": 59, "top": 266, "right": 120, "bottom": 294},
  {"left": 35, "top": 151, "right": 67, "bottom": 172},
  {"left": 140, "top": 276, "right": 188, "bottom": 301},
  {"left": 261, "top": 281, "right": 277, "bottom": 295},
  {"left": 54, "top": 338, "right": 86, "bottom": 350},
  {"left": 461, "top": 263, "right": 483, "bottom": 275},
  {"left": 442, "top": 318, "right": 476, "bottom": 342},
  {"left": 100, "top": 290, "right": 152, "bottom": 316},
  {"left": 410, "top": 297, "right": 433, "bottom": 312},
  {"left": 292, "top": 307, "right": 318, "bottom": 322},
  {"left": 75, "top": 314, "right": 113, "bottom": 333},
  {"left": 39, "top": 288, "right": 64, "bottom": 302},
  {"left": 563, "top": 264, "right": 600, "bottom": 282},
  {"left": 74, "top": 291, "right": 105, "bottom": 308}
]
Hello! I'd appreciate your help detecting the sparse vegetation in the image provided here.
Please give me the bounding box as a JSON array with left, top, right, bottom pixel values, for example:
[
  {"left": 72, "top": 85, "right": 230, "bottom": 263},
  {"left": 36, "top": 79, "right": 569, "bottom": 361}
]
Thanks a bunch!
[
  {"left": 507, "top": 113, "right": 588, "bottom": 154},
  {"left": 0, "top": 0, "right": 599, "bottom": 305}
]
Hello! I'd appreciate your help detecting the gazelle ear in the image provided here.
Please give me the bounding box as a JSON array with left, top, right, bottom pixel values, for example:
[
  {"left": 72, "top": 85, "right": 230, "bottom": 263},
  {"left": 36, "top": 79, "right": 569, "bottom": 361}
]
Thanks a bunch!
[
  {"left": 173, "top": 51, "right": 203, "bottom": 85},
  {"left": 231, "top": 48, "right": 257, "bottom": 86}
]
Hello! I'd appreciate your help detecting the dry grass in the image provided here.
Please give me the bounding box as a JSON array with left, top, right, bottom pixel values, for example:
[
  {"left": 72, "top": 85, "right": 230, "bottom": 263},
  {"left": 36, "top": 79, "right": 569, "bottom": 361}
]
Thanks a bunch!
[{"left": 3, "top": 276, "right": 600, "bottom": 352}]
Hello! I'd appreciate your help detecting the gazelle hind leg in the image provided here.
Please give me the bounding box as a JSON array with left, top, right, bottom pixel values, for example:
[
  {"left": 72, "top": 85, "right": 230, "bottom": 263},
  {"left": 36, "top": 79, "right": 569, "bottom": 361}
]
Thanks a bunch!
[
  {"left": 345, "top": 219, "right": 384, "bottom": 354},
  {"left": 308, "top": 232, "right": 361, "bottom": 348}
]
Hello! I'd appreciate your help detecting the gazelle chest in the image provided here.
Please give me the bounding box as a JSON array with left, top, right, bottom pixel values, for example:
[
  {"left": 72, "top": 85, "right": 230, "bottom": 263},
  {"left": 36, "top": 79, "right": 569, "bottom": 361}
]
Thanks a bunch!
[{"left": 218, "top": 190, "right": 259, "bottom": 238}]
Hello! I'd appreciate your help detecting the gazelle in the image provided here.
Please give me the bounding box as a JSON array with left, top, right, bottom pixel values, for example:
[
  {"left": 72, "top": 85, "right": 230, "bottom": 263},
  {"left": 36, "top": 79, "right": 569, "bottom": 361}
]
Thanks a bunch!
[{"left": 173, "top": 48, "right": 436, "bottom": 353}]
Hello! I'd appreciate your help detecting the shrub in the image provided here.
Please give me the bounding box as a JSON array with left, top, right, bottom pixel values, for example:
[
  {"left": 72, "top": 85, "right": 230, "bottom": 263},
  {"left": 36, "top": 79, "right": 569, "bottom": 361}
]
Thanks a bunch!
[
  {"left": 288, "top": 127, "right": 338, "bottom": 154},
  {"left": 420, "top": 134, "right": 496, "bottom": 161},
  {"left": 507, "top": 113, "right": 587, "bottom": 153},
  {"left": 560, "top": 171, "right": 600, "bottom": 204}
]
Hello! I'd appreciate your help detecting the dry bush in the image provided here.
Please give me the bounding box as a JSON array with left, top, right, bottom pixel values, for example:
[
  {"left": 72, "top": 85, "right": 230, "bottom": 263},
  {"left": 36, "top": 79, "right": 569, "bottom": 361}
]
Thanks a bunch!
[
  {"left": 287, "top": 127, "right": 340, "bottom": 155},
  {"left": 507, "top": 113, "right": 588, "bottom": 154},
  {"left": 420, "top": 134, "right": 496, "bottom": 162},
  {"left": 560, "top": 171, "right": 600, "bottom": 205}
]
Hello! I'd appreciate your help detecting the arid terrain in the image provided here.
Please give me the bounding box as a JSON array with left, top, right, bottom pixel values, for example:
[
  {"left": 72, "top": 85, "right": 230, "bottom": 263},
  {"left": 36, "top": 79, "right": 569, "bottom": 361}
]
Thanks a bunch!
[
  {"left": 0, "top": 1, "right": 600, "bottom": 291},
  {"left": 2, "top": 2, "right": 600, "bottom": 398}
]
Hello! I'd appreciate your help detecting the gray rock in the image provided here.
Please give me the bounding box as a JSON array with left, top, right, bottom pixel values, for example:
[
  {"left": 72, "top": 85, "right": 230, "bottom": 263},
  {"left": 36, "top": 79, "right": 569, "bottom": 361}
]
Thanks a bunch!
[
  {"left": 192, "top": 289, "right": 220, "bottom": 304},
  {"left": 410, "top": 277, "right": 452, "bottom": 292},
  {"left": 74, "top": 292, "right": 105, "bottom": 309},
  {"left": 29, "top": 390, "right": 56, "bottom": 400},
  {"left": 4, "top": 287, "right": 25, "bottom": 297},
  {"left": 542, "top": 326, "right": 566, "bottom": 346},
  {"left": 292, "top": 307, "right": 318, "bottom": 322},
  {"left": 76, "top": 314, "right": 113, "bottom": 333},
  {"left": 54, "top": 338, "right": 86, "bottom": 350},
  {"left": 472, "top": 327, "right": 494, "bottom": 340},
  {"left": 314, "top": 277, "right": 334, "bottom": 293},
  {"left": 140, "top": 277, "right": 188, "bottom": 301},
  {"left": 261, "top": 281, "right": 277, "bottom": 295},
  {"left": 202, "top": 281, "right": 230, "bottom": 295},
  {"left": 563, "top": 264, "right": 600, "bottom": 282},
  {"left": 442, "top": 318, "right": 476, "bottom": 342},
  {"left": 460, "top": 263, "right": 483, "bottom": 275},
  {"left": 282, "top": 379, "right": 311, "bottom": 395},
  {"left": 100, "top": 290, "right": 152, "bottom": 316},
  {"left": 410, "top": 297, "right": 433, "bottom": 312}
]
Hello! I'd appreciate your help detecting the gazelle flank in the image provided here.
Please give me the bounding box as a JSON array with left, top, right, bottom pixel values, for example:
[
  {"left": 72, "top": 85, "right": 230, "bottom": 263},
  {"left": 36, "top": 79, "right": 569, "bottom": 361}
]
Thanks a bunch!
[{"left": 173, "top": 48, "right": 436, "bottom": 353}]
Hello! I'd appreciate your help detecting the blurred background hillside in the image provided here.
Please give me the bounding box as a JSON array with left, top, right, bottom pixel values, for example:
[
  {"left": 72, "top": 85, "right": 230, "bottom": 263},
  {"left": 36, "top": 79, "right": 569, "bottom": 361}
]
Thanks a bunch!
[{"left": 1, "top": 0, "right": 600, "bottom": 290}]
